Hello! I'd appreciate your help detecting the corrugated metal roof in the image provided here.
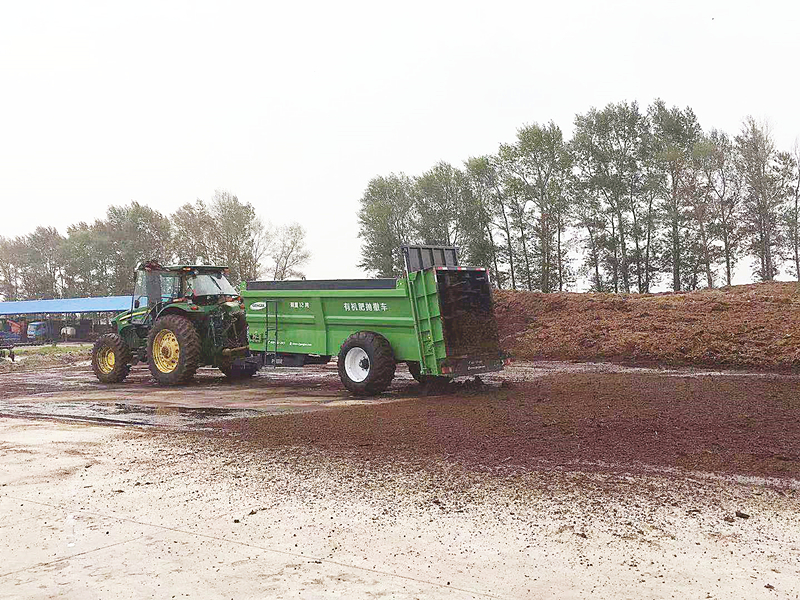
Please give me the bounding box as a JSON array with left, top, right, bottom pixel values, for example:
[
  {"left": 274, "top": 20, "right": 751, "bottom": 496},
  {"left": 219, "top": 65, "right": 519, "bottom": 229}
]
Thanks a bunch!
[{"left": 0, "top": 296, "right": 132, "bottom": 316}]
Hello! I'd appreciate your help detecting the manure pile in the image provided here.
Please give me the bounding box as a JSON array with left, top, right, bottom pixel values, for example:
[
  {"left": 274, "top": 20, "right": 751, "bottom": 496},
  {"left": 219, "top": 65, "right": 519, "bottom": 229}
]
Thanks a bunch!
[{"left": 493, "top": 281, "right": 800, "bottom": 370}]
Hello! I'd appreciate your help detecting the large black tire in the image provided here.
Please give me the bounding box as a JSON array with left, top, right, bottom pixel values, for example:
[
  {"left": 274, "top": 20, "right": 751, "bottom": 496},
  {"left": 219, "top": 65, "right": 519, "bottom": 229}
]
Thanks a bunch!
[
  {"left": 337, "top": 331, "right": 396, "bottom": 396},
  {"left": 147, "top": 315, "right": 201, "bottom": 385},
  {"left": 407, "top": 361, "right": 450, "bottom": 387},
  {"left": 91, "top": 333, "right": 132, "bottom": 383},
  {"left": 219, "top": 313, "right": 257, "bottom": 380}
]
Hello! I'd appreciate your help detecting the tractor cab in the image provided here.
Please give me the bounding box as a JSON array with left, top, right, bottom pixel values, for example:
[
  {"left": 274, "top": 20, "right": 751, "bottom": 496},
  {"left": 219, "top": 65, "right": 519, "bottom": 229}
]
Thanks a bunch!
[{"left": 131, "top": 262, "right": 237, "bottom": 321}]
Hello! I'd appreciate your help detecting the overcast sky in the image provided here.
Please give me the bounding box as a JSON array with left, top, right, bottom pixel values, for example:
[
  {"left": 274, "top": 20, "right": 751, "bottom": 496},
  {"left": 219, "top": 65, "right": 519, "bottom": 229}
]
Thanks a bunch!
[{"left": 1, "top": 1, "right": 798, "bottom": 280}]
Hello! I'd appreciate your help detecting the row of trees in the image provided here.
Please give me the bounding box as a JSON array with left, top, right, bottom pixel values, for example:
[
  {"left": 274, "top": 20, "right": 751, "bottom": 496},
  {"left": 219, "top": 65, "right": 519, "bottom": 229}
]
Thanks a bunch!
[
  {"left": 358, "top": 99, "right": 800, "bottom": 293},
  {"left": 0, "top": 191, "right": 310, "bottom": 301}
]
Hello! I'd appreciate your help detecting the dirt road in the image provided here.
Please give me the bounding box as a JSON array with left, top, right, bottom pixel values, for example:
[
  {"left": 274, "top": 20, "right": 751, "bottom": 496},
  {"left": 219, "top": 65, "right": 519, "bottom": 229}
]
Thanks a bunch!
[{"left": 1, "top": 360, "right": 799, "bottom": 598}]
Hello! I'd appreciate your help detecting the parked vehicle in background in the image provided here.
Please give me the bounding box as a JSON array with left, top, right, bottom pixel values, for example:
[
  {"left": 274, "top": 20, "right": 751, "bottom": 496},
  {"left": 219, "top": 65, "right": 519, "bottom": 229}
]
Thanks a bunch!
[
  {"left": 27, "top": 321, "right": 56, "bottom": 342},
  {"left": 1, "top": 319, "right": 21, "bottom": 359},
  {"left": 1, "top": 319, "right": 21, "bottom": 343}
]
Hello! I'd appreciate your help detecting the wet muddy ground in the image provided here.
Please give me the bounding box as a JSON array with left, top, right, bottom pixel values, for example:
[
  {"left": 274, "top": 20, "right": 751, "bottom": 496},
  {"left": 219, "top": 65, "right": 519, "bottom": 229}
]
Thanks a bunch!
[
  {"left": 2, "top": 359, "right": 799, "bottom": 481},
  {"left": 1, "top": 359, "right": 800, "bottom": 598},
  {"left": 0, "top": 361, "right": 408, "bottom": 426}
]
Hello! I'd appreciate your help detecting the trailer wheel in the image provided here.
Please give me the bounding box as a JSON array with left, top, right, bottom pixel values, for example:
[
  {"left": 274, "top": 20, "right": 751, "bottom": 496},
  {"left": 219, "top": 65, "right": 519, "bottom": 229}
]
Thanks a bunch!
[
  {"left": 338, "top": 331, "right": 396, "bottom": 396},
  {"left": 407, "top": 361, "right": 450, "bottom": 388},
  {"left": 91, "top": 333, "right": 132, "bottom": 383},
  {"left": 147, "top": 315, "right": 201, "bottom": 385}
]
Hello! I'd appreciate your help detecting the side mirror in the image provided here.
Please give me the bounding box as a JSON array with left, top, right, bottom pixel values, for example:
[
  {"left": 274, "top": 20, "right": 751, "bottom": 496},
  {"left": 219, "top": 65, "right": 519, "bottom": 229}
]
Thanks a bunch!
[{"left": 134, "top": 300, "right": 140, "bottom": 309}]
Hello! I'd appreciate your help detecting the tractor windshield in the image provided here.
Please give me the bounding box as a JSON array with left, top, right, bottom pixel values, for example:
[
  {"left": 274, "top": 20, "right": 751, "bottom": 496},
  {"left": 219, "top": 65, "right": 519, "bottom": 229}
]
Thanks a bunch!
[
  {"left": 186, "top": 273, "right": 237, "bottom": 297},
  {"left": 131, "top": 268, "right": 237, "bottom": 313}
]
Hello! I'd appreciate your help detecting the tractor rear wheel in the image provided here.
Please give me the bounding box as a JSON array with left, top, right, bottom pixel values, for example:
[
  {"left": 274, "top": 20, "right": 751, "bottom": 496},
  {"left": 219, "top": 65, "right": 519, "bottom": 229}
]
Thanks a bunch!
[
  {"left": 147, "top": 315, "right": 201, "bottom": 385},
  {"left": 91, "top": 333, "right": 132, "bottom": 383},
  {"left": 337, "top": 331, "right": 396, "bottom": 396}
]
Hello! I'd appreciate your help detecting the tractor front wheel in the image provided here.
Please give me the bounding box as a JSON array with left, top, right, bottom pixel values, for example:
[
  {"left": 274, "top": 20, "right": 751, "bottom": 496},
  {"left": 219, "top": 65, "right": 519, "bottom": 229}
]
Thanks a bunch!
[
  {"left": 337, "top": 331, "right": 396, "bottom": 396},
  {"left": 91, "top": 333, "right": 132, "bottom": 383},
  {"left": 147, "top": 315, "right": 201, "bottom": 385}
]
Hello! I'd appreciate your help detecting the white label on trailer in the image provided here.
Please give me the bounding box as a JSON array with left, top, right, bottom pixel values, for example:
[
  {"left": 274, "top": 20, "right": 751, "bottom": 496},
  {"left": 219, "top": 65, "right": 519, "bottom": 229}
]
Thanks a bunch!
[
  {"left": 343, "top": 302, "right": 388, "bottom": 312},
  {"left": 250, "top": 302, "right": 266, "bottom": 311}
]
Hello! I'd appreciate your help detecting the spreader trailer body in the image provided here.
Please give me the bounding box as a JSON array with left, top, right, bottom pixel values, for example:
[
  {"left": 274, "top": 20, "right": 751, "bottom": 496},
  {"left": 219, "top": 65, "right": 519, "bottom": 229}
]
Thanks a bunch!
[{"left": 241, "top": 246, "right": 507, "bottom": 395}]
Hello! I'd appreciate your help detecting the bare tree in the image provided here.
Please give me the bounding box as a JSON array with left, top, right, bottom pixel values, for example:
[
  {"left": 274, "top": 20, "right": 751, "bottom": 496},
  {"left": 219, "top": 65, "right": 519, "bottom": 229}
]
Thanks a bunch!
[{"left": 270, "top": 223, "right": 310, "bottom": 280}]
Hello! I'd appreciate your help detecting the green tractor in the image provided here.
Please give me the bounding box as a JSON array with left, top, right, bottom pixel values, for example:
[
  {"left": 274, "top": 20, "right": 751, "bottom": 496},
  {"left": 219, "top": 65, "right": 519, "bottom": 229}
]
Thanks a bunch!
[{"left": 91, "top": 261, "right": 256, "bottom": 385}]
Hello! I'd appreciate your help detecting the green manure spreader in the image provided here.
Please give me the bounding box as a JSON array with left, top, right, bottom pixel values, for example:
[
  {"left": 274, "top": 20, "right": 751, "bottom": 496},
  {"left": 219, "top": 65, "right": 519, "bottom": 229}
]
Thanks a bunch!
[{"left": 241, "top": 246, "right": 507, "bottom": 395}]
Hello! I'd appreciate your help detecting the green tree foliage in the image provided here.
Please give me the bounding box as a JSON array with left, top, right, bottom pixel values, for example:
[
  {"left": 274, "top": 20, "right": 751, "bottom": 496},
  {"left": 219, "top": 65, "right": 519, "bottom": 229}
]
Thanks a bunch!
[
  {"left": 357, "top": 174, "right": 415, "bottom": 277},
  {"left": 693, "top": 130, "right": 743, "bottom": 287},
  {"left": 207, "top": 191, "right": 271, "bottom": 283},
  {"left": 61, "top": 220, "right": 116, "bottom": 297},
  {"left": 0, "top": 236, "right": 22, "bottom": 301},
  {"left": 0, "top": 192, "right": 303, "bottom": 301},
  {"left": 16, "top": 227, "right": 66, "bottom": 299},
  {"left": 649, "top": 100, "right": 702, "bottom": 291},
  {"left": 105, "top": 202, "right": 173, "bottom": 293},
  {"left": 414, "top": 162, "right": 471, "bottom": 248},
  {"left": 782, "top": 145, "right": 800, "bottom": 280},
  {"left": 171, "top": 200, "right": 218, "bottom": 266},
  {"left": 358, "top": 99, "right": 800, "bottom": 291},
  {"left": 735, "top": 119, "right": 789, "bottom": 282},
  {"left": 464, "top": 156, "right": 507, "bottom": 288},
  {"left": 513, "top": 122, "right": 573, "bottom": 292}
]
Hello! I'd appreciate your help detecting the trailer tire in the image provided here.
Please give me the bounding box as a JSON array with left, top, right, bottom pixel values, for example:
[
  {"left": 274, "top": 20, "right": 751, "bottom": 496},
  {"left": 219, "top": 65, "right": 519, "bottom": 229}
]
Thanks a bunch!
[
  {"left": 407, "top": 361, "right": 450, "bottom": 388},
  {"left": 147, "top": 315, "right": 201, "bottom": 385},
  {"left": 338, "top": 331, "right": 396, "bottom": 396},
  {"left": 91, "top": 333, "right": 132, "bottom": 383}
]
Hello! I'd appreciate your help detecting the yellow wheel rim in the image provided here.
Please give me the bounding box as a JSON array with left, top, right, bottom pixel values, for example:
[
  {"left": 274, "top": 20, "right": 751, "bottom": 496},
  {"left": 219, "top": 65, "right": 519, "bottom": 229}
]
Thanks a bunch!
[
  {"left": 153, "top": 329, "right": 180, "bottom": 373},
  {"left": 97, "top": 347, "right": 115, "bottom": 374}
]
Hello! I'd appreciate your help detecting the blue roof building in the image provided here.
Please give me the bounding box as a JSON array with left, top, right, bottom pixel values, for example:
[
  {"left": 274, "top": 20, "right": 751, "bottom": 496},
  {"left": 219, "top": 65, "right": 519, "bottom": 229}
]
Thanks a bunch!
[{"left": 0, "top": 296, "right": 132, "bottom": 316}]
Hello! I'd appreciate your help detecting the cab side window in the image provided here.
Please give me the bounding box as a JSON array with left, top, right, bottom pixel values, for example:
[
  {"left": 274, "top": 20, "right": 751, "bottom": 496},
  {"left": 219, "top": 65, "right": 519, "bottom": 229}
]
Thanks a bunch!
[{"left": 159, "top": 275, "right": 180, "bottom": 301}]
